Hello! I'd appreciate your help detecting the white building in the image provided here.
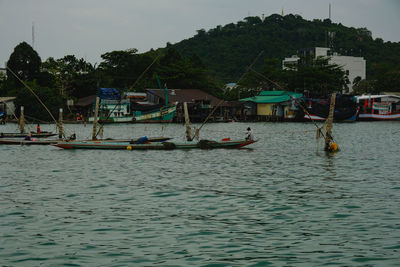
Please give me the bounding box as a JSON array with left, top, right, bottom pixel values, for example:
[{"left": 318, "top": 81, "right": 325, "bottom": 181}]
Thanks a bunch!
[{"left": 282, "top": 47, "right": 366, "bottom": 93}]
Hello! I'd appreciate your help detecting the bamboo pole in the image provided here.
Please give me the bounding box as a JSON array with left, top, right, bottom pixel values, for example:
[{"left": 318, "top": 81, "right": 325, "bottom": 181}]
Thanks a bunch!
[
  {"left": 183, "top": 102, "right": 192, "bottom": 141},
  {"left": 92, "top": 96, "right": 100, "bottom": 140},
  {"left": 58, "top": 108, "right": 63, "bottom": 139},
  {"left": 19, "top": 106, "right": 25, "bottom": 133},
  {"left": 324, "top": 93, "right": 336, "bottom": 150}
]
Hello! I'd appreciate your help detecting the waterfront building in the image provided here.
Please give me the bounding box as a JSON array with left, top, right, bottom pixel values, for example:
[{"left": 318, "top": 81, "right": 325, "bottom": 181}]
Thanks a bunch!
[{"left": 240, "top": 91, "right": 303, "bottom": 121}]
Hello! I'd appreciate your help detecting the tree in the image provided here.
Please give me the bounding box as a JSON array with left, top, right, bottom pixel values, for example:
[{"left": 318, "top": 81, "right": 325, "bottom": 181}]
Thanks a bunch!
[
  {"left": 42, "top": 55, "right": 96, "bottom": 98},
  {"left": 156, "top": 48, "right": 221, "bottom": 91},
  {"left": 13, "top": 81, "right": 64, "bottom": 121},
  {"left": 352, "top": 79, "right": 377, "bottom": 94},
  {"left": 284, "top": 56, "right": 348, "bottom": 95},
  {"left": 98, "top": 48, "right": 155, "bottom": 90},
  {"left": 6, "top": 42, "right": 41, "bottom": 82}
]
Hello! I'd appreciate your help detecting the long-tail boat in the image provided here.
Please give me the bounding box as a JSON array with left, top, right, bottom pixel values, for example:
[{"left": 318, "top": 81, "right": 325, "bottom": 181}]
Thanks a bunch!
[
  {"left": 0, "top": 136, "right": 171, "bottom": 146},
  {"left": 54, "top": 139, "right": 256, "bottom": 150}
]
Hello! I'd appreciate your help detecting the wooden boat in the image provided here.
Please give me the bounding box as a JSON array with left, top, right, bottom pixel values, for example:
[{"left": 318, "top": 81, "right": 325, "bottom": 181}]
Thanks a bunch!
[
  {"left": 0, "top": 136, "right": 171, "bottom": 146},
  {"left": 54, "top": 139, "right": 256, "bottom": 150},
  {"left": 0, "top": 131, "right": 57, "bottom": 138}
]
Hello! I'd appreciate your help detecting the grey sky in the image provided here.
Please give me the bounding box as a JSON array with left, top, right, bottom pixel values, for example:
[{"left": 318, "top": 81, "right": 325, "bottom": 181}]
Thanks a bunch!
[{"left": 0, "top": 0, "right": 399, "bottom": 67}]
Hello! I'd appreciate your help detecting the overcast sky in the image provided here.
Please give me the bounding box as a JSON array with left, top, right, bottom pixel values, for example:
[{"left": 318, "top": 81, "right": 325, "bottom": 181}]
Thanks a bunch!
[{"left": 0, "top": 0, "right": 399, "bottom": 67}]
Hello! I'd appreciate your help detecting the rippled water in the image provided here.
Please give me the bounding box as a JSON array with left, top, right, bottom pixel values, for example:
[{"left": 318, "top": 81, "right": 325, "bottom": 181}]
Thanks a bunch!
[{"left": 1, "top": 122, "right": 399, "bottom": 266}]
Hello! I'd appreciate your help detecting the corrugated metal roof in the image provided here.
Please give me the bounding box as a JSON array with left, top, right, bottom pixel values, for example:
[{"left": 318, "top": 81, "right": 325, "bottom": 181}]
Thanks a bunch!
[{"left": 240, "top": 91, "right": 302, "bottom": 103}]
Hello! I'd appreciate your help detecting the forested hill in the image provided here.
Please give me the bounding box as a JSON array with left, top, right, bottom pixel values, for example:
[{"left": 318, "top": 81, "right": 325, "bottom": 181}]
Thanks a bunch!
[{"left": 172, "top": 14, "right": 400, "bottom": 83}]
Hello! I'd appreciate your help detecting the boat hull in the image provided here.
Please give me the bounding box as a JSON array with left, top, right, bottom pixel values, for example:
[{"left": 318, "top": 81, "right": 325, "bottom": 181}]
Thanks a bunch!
[
  {"left": 303, "top": 110, "right": 358, "bottom": 122},
  {"left": 54, "top": 140, "right": 257, "bottom": 150},
  {"left": 358, "top": 113, "right": 400, "bottom": 121},
  {"left": 0, "top": 137, "right": 171, "bottom": 146},
  {"left": 0, "top": 132, "right": 57, "bottom": 138},
  {"left": 0, "top": 139, "right": 58, "bottom": 145}
]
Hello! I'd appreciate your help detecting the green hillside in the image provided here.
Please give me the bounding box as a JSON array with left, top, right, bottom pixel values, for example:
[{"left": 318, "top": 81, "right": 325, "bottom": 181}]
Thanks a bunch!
[{"left": 172, "top": 14, "right": 400, "bottom": 84}]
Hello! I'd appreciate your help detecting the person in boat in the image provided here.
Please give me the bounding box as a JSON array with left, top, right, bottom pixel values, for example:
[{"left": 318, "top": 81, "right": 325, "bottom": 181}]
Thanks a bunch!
[
  {"left": 24, "top": 133, "right": 32, "bottom": 141},
  {"left": 130, "top": 136, "right": 149, "bottom": 144},
  {"left": 245, "top": 127, "right": 254, "bottom": 141},
  {"left": 36, "top": 123, "right": 41, "bottom": 134},
  {"left": 68, "top": 133, "right": 76, "bottom": 141}
]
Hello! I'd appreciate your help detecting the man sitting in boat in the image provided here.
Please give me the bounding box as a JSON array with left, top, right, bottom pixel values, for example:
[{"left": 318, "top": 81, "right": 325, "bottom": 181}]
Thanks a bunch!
[
  {"left": 245, "top": 127, "right": 254, "bottom": 141},
  {"left": 24, "top": 133, "right": 32, "bottom": 141},
  {"left": 68, "top": 133, "right": 76, "bottom": 141}
]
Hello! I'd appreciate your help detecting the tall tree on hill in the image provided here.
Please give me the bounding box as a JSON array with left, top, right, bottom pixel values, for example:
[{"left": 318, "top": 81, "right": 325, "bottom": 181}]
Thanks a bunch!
[
  {"left": 6, "top": 42, "right": 41, "bottom": 82},
  {"left": 4, "top": 42, "right": 41, "bottom": 93}
]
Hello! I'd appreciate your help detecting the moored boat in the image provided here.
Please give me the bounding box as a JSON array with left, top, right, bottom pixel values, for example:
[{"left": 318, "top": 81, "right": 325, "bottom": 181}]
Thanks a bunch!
[
  {"left": 0, "top": 136, "right": 171, "bottom": 146},
  {"left": 301, "top": 94, "right": 358, "bottom": 122},
  {"left": 356, "top": 94, "right": 400, "bottom": 120},
  {"left": 88, "top": 88, "right": 177, "bottom": 123}
]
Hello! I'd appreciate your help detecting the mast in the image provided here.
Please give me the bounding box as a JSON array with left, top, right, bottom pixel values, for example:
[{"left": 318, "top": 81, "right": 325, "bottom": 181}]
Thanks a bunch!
[
  {"left": 19, "top": 106, "right": 25, "bottom": 133},
  {"left": 92, "top": 96, "right": 100, "bottom": 140}
]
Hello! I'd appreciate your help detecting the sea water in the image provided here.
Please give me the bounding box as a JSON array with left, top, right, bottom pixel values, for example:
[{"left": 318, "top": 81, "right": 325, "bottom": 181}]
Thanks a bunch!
[{"left": 0, "top": 121, "right": 399, "bottom": 266}]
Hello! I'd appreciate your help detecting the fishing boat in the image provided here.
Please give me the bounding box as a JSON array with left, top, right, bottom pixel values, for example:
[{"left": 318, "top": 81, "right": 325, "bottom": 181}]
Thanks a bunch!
[
  {"left": 356, "top": 94, "right": 400, "bottom": 120},
  {"left": 54, "top": 139, "right": 256, "bottom": 150},
  {"left": 88, "top": 88, "right": 176, "bottom": 123},
  {"left": 301, "top": 94, "right": 358, "bottom": 122}
]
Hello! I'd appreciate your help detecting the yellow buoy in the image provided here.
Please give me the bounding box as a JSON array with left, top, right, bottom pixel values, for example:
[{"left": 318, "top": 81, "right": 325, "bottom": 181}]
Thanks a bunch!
[
  {"left": 126, "top": 145, "right": 132, "bottom": 150},
  {"left": 329, "top": 142, "right": 338, "bottom": 151}
]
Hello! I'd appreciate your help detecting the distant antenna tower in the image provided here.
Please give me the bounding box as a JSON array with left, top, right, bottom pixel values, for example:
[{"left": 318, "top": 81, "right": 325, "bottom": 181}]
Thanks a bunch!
[
  {"left": 329, "top": 3, "right": 331, "bottom": 20},
  {"left": 32, "top": 22, "right": 35, "bottom": 49}
]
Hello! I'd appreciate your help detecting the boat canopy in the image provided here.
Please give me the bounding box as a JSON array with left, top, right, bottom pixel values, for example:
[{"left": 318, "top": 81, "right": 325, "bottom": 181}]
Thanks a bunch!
[
  {"left": 355, "top": 94, "right": 400, "bottom": 103},
  {"left": 240, "top": 91, "right": 302, "bottom": 104},
  {"left": 97, "top": 88, "right": 121, "bottom": 100}
]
